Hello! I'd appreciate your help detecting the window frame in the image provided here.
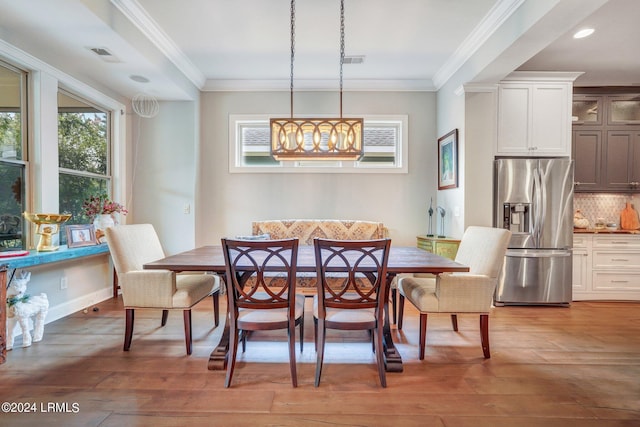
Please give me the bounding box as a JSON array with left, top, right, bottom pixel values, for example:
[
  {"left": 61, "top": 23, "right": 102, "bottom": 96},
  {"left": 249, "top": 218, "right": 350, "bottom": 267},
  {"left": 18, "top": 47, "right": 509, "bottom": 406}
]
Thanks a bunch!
[
  {"left": 0, "top": 59, "right": 28, "bottom": 250},
  {"left": 229, "top": 114, "right": 408, "bottom": 174},
  {"left": 57, "top": 89, "right": 113, "bottom": 228}
]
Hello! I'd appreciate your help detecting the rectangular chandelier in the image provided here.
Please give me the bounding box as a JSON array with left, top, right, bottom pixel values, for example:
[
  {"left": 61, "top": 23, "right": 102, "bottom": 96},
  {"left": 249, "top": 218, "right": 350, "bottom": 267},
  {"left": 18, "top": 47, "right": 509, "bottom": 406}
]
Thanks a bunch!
[
  {"left": 270, "top": 117, "right": 363, "bottom": 161},
  {"left": 270, "top": 0, "right": 364, "bottom": 162}
]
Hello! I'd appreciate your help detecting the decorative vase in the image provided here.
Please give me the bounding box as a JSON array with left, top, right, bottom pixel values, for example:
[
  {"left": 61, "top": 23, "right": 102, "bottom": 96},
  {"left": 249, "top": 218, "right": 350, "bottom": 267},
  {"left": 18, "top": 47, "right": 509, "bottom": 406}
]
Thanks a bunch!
[{"left": 93, "top": 214, "right": 115, "bottom": 242}]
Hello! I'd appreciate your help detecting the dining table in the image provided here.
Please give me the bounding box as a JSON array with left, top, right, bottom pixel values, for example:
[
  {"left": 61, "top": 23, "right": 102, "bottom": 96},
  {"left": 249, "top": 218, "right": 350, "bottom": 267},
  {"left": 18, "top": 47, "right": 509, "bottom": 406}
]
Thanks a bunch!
[{"left": 143, "top": 244, "right": 469, "bottom": 372}]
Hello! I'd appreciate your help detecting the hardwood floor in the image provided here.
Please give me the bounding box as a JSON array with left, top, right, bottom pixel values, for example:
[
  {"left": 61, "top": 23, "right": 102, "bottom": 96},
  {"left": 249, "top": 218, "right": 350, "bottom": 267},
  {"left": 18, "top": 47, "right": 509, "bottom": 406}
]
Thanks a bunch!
[{"left": 1, "top": 296, "right": 639, "bottom": 426}]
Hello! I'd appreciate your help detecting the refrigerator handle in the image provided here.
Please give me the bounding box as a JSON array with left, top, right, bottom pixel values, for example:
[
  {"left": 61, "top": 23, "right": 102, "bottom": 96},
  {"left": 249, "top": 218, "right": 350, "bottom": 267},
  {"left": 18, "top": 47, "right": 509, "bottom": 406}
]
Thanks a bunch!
[
  {"left": 532, "top": 168, "right": 541, "bottom": 247},
  {"left": 538, "top": 167, "right": 547, "bottom": 245}
]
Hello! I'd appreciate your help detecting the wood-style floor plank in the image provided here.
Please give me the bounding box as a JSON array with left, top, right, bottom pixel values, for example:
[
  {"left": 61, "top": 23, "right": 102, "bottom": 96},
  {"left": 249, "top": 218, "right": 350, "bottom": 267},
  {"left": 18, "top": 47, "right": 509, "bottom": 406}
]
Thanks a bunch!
[{"left": 0, "top": 297, "right": 638, "bottom": 426}]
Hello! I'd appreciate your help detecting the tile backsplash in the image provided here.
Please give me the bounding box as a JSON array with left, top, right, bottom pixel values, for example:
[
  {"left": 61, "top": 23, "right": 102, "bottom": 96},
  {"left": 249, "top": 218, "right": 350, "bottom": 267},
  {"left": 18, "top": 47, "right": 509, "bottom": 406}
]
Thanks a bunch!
[{"left": 574, "top": 193, "right": 640, "bottom": 226}]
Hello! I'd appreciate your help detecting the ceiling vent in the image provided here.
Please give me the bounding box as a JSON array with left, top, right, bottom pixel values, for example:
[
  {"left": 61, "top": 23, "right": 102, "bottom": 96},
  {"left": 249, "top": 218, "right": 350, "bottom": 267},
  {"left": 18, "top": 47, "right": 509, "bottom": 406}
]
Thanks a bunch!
[
  {"left": 88, "top": 47, "right": 121, "bottom": 63},
  {"left": 343, "top": 55, "right": 365, "bottom": 64}
]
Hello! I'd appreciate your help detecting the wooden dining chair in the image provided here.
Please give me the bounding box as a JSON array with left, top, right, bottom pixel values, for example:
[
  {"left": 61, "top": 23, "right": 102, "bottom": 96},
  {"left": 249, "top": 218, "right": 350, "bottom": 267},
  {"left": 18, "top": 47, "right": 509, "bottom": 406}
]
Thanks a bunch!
[
  {"left": 313, "top": 238, "right": 392, "bottom": 387},
  {"left": 221, "top": 237, "right": 304, "bottom": 388}
]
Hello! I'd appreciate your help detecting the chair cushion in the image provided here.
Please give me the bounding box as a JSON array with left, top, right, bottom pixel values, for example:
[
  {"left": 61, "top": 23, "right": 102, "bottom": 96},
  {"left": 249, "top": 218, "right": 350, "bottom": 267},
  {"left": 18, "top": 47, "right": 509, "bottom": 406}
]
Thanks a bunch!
[
  {"left": 312, "top": 295, "right": 375, "bottom": 323},
  {"left": 172, "top": 273, "right": 219, "bottom": 308},
  {"left": 397, "top": 276, "right": 439, "bottom": 312},
  {"left": 237, "top": 293, "right": 305, "bottom": 323}
]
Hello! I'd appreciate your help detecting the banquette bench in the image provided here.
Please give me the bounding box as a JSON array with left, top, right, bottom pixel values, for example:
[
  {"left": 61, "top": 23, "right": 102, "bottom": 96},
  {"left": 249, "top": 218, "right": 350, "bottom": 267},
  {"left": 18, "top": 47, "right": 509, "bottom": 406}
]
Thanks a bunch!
[{"left": 249, "top": 219, "right": 389, "bottom": 295}]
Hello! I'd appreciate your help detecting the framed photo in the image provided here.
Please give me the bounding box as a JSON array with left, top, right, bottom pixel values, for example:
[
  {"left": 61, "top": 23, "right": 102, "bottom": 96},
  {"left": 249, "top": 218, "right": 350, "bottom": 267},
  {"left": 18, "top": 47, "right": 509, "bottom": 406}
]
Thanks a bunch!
[
  {"left": 437, "top": 129, "right": 459, "bottom": 190},
  {"left": 66, "top": 224, "right": 97, "bottom": 248}
]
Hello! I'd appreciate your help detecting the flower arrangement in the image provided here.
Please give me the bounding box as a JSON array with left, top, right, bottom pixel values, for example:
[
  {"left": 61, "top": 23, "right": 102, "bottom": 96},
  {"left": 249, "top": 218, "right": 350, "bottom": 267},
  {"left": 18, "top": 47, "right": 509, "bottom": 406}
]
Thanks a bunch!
[{"left": 82, "top": 194, "right": 128, "bottom": 219}]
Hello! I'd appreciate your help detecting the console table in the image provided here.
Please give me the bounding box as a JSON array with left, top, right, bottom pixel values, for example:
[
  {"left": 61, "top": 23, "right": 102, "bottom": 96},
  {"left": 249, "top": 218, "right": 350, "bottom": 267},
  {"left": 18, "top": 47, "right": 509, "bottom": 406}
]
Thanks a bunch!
[{"left": 0, "top": 244, "right": 110, "bottom": 364}]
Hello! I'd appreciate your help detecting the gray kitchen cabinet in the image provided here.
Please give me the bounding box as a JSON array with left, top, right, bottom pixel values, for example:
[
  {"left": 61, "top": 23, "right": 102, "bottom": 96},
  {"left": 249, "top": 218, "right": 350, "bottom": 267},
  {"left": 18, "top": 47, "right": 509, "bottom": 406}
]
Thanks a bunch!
[
  {"left": 573, "top": 129, "right": 602, "bottom": 191},
  {"left": 572, "top": 90, "right": 640, "bottom": 193},
  {"left": 572, "top": 95, "right": 602, "bottom": 125},
  {"left": 608, "top": 95, "right": 640, "bottom": 124},
  {"left": 604, "top": 130, "right": 640, "bottom": 191}
]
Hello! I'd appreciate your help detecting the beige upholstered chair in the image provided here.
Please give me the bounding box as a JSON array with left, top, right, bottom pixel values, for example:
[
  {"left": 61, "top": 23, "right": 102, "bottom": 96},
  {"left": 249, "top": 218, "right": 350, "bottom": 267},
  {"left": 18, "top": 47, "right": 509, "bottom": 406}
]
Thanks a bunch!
[
  {"left": 397, "top": 226, "right": 511, "bottom": 360},
  {"left": 221, "top": 238, "right": 304, "bottom": 388},
  {"left": 313, "top": 238, "right": 391, "bottom": 387},
  {"left": 105, "top": 224, "right": 220, "bottom": 355}
]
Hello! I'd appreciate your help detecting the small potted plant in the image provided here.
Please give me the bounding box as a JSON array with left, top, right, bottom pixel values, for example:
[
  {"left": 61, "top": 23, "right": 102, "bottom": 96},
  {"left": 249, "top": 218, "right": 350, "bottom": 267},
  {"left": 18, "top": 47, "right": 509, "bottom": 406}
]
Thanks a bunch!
[{"left": 82, "top": 194, "right": 127, "bottom": 241}]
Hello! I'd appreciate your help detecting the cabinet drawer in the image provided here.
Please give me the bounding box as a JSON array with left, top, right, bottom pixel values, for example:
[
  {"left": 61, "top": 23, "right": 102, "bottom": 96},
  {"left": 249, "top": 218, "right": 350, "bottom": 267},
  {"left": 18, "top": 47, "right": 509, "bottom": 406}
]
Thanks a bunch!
[
  {"left": 417, "top": 240, "right": 433, "bottom": 252},
  {"left": 573, "top": 234, "right": 591, "bottom": 248},
  {"left": 592, "top": 250, "right": 640, "bottom": 268},
  {"left": 593, "top": 235, "right": 640, "bottom": 249},
  {"left": 434, "top": 242, "right": 459, "bottom": 260},
  {"left": 593, "top": 271, "right": 640, "bottom": 291}
]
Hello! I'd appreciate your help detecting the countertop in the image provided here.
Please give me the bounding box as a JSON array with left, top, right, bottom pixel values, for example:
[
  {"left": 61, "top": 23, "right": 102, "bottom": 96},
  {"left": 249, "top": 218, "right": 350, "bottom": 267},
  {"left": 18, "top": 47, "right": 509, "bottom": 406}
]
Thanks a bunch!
[{"left": 574, "top": 228, "right": 640, "bottom": 234}]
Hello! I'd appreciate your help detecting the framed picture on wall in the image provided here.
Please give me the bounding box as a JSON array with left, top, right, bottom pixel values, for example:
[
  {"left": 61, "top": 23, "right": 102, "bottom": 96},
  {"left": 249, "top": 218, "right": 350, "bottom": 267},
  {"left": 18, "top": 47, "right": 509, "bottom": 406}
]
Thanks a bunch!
[
  {"left": 66, "top": 224, "right": 98, "bottom": 248},
  {"left": 437, "top": 129, "right": 458, "bottom": 190}
]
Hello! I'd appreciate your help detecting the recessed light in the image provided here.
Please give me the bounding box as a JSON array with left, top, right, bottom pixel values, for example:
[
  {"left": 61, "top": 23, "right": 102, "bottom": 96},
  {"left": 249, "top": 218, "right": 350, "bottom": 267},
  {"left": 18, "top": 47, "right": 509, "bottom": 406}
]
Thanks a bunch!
[
  {"left": 573, "top": 28, "right": 594, "bottom": 39},
  {"left": 130, "top": 75, "right": 150, "bottom": 83}
]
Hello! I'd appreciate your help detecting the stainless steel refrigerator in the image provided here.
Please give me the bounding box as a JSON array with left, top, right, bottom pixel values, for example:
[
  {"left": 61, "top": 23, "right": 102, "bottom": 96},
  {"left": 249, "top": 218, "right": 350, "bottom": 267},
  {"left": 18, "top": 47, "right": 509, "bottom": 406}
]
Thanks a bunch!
[{"left": 493, "top": 157, "right": 574, "bottom": 306}]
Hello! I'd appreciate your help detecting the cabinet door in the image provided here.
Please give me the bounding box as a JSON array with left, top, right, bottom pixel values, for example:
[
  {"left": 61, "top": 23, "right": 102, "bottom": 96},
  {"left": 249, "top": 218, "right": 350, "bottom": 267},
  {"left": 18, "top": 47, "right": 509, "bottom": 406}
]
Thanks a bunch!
[
  {"left": 531, "top": 84, "right": 570, "bottom": 155},
  {"left": 608, "top": 95, "right": 640, "bottom": 124},
  {"left": 605, "top": 131, "right": 636, "bottom": 191},
  {"left": 572, "top": 248, "right": 590, "bottom": 294},
  {"left": 497, "top": 84, "right": 530, "bottom": 154},
  {"left": 632, "top": 131, "right": 640, "bottom": 187},
  {"left": 572, "top": 95, "right": 602, "bottom": 125},
  {"left": 573, "top": 129, "right": 602, "bottom": 191}
]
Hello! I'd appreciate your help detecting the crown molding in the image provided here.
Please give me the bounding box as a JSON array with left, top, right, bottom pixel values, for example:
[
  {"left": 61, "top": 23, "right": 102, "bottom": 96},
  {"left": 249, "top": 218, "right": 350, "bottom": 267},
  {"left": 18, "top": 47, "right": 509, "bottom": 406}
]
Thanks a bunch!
[
  {"left": 202, "top": 78, "right": 436, "bottom": 92},
  {"left": 110, "top": 0, "right": 206, "bottom": 89},
  {"left": 432, "top": 0, "right": 525, "bottom": 90}
]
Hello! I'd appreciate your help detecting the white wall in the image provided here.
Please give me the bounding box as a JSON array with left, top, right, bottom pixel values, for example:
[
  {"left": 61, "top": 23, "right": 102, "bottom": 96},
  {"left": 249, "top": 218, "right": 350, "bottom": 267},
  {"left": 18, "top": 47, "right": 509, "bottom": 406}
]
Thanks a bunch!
[
  {"left": 196, "top": 90, "right": 436, "bottom": 246},
  {"left": 131, "top": 100, "right": 199, "bottom": 254},
  {"left": 435, "top": 84, "right": 466, "bottom": 238},
  {"left": 10, "top": 254, "right": 112, "bottom": 329},
  {"left": 464, "top": 87, "right": 498, "bottom": 229}
]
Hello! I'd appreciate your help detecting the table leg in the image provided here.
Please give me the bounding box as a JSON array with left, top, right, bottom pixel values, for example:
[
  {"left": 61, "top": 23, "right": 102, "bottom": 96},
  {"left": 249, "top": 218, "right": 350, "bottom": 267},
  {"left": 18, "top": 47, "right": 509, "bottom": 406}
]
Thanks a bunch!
[
  {"left": 208, "top": 273, "right": 229, "bottom": 370},
  {"left": 383, "top": 273, "right": 403, "bottom": 372},
  {"left": 207, "top": 314, "right": 229, "bottom": 370}
]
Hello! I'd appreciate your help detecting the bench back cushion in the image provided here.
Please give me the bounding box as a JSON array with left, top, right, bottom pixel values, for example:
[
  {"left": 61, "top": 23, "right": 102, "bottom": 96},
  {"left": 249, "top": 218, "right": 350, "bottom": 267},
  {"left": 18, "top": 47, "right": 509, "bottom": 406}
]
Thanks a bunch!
[{"left": 252, "top": 219, "right": 387, "bottom": 245}]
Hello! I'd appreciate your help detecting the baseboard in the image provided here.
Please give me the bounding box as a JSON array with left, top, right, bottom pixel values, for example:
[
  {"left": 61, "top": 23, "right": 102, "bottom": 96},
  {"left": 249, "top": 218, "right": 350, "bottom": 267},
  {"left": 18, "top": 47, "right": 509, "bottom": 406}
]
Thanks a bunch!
[{"left": 45, "top": 287, "right": 113, "bottom": 324}]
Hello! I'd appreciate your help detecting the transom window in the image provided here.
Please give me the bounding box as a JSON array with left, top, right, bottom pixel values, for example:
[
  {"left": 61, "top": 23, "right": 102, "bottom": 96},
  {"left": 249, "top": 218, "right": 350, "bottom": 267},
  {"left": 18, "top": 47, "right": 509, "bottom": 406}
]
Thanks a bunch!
[{"left": 229, "top": 115, "right": 408, "bottom": 173}]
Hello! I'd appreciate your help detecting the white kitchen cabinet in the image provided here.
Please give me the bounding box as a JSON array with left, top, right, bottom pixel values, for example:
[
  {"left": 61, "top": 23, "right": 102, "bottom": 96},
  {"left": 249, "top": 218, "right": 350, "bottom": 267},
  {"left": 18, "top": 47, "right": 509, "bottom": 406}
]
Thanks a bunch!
[
  {"left": 497, "top": 72, "right": 581, "bottom": 157},
  {"left": 572, "top": 234, "right": 591, "bottom": 294},
  {"left": 573, "top": 233, "right": 640, "bottom": 300}
]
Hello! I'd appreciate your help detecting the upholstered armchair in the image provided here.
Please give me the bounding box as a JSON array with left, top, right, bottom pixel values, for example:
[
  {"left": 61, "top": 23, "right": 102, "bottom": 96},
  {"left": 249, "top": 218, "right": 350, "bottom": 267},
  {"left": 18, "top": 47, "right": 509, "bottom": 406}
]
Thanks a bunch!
[
  {"left": 397, "top": 226, "right": 511, "bottom": 360},
  {"left": 105, "top": 224, "right": 220, "bottom": 355}
]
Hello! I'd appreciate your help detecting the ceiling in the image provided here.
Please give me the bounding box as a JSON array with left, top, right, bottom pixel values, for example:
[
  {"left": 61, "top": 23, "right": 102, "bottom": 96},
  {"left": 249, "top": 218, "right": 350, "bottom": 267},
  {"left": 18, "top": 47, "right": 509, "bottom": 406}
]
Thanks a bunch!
[{"left": 0, "top": 0, "right": 637, "bottom": 101}]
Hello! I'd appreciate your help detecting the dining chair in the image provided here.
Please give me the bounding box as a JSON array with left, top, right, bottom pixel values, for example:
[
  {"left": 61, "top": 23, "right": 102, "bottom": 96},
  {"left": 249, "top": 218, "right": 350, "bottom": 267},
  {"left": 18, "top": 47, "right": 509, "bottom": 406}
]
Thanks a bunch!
[
  {"left": 221, "top": 237, "right": 304, "bottom": 388},
  {"left": 397, "top": 226, "right": 511, "bottom": 360},
  {"left": 313, "top": 238, "right": 392, "bottom": 387},
  {"left": 105, "top": 224, "right": 220, "bottom": 355}
]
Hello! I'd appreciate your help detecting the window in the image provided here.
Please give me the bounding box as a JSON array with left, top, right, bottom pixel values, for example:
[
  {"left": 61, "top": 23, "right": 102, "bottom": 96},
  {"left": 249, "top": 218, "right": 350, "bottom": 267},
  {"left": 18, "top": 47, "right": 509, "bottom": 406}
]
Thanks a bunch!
[
  {"left": 0, "top": 61, "right": 27, "bottom": 250},
  {"left": 229, "top": 115, "right": 408, "bottom": 173},
  {"left": 58, "top": 91, "right": 110, "bottom": 231}
]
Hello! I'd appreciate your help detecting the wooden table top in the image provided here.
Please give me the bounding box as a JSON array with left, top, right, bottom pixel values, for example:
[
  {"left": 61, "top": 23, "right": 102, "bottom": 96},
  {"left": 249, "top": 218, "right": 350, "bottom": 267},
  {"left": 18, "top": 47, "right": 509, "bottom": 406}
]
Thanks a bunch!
[{"left": 144, "top": 245, "right": 469, "bottom": 275}]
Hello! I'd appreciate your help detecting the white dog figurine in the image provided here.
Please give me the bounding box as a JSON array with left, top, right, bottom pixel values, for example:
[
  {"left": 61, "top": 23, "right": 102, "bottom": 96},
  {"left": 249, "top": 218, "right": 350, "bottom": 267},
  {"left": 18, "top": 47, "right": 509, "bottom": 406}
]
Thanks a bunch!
[{"left": 6, "top": 271, "right": 49, "bottom": 350}]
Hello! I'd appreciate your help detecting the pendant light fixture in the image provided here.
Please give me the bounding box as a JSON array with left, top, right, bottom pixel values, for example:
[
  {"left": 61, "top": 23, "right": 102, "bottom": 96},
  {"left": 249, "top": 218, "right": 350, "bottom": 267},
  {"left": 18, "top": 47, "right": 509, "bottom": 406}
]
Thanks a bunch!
[{"left": 270, "top": 0, "right": 363, "bottom": 161}]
